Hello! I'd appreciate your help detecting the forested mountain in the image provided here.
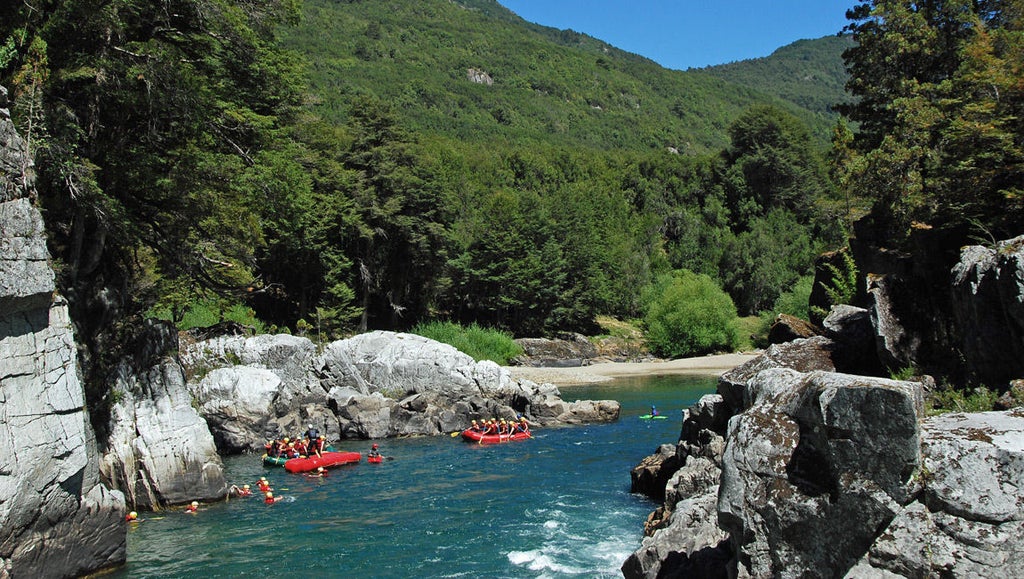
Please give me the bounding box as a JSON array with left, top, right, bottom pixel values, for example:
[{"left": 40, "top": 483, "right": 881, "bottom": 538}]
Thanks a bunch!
[
  {"left": 283, "top": 0, "right": 848, "bottom": 153},
  {"left": 701, "top": 35, "right": 855, "bottom": 134}
]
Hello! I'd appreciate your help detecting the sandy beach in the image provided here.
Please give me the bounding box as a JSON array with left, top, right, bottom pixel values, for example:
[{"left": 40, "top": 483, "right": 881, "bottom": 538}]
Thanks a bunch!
[{"left": 506, "top": 351, "right": 759, "bottom": 386}]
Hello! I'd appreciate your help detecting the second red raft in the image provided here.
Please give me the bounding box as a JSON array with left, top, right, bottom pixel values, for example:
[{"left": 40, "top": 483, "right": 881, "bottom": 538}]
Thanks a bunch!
[
  {"left": 460, "top": 429, "right": 531, "bottom": 444},
  {"left": 284, "top": 451, "right": 361, "bottom": 473}
]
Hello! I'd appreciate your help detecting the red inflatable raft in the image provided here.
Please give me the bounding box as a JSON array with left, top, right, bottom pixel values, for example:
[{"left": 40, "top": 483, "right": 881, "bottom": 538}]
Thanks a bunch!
[
  {"left": 283, "top": 451, "right": 361, "bottom": 473},
  {"left": 460, "top": 429, "right": 531, "bottom": 444}
]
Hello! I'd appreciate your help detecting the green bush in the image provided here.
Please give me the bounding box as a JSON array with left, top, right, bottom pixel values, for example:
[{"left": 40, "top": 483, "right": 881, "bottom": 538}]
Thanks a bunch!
[
  {"left": 411, "top": 321, "right": 523, "bottom": 365},
  {"left": 642, "top": 270, "right": 740, "bottom": 358},
  {"left": 927, "top": 384, "right": 1000, "bottom": 415},
  {"left": 152, "top": 298, "right": 266, "bottom": 334}
]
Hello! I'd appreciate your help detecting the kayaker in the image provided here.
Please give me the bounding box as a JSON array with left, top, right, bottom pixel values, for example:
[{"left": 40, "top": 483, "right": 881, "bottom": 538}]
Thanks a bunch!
[
  {"left": 368, "top": 443, "right": 381, "bottom": 459},
  {"left": 651, "top": 405, "right": 659, "bottom": 417}
]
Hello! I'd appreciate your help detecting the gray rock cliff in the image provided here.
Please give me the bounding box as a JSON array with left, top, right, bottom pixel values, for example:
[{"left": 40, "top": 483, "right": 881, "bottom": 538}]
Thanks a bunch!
[
  {"left": 0, "top": 85, "right": 126, "bottom": 578},
  {"left": 624, "top": 280, "right": 1024, "bottom": 578},
  {"left": 99, "top": 321, "right": 228, "bottom": 509}
]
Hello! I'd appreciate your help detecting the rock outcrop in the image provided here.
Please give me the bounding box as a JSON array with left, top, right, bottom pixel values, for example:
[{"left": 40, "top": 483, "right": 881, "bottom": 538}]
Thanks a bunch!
[
  {"left": 513, "top": 333, "right": 599, "bottom": 367},
  {"left": 624, "top": 293, "right": 1024, "bottom": 578},
  {"left": 1, "top": 85, "right": 126, "bottom": 577},
  {"left": 100, "top": 323, "right": 226, "bottom": 509},
  {"left": 174, "top": 331, "right": 620, "bottom": 452},
  {"left": 951, "top": 235, "right": 1024, "bottom": 387}
]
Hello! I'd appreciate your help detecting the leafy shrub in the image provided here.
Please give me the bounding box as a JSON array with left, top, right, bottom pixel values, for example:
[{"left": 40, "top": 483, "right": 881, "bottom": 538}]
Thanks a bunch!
[
  {"left": 928, "top": 384, "right": 1000, "bottom": 415},
  {"left": 411, "top": 321, "right": 523, "bottom": 365},
  {"left": 152, "top": 298, "right": 266, "bottom": 334},
  {"left": 642, "top": 270, "right": 740, "bottom": 358},
  {"left": 753, "top": 275, "right": 816, "bottom": 347},
  {"left": 773, "top": 275, "right": 814, "bottom": 320},
  {"left": 810, "top": 249, "right": 858, "bottom": 323}
]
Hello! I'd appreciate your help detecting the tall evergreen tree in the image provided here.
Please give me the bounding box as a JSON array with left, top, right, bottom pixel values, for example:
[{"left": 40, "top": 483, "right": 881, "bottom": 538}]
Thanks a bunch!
[{"left": 841, "top": 0, "right": 1024, "bottom": 238}]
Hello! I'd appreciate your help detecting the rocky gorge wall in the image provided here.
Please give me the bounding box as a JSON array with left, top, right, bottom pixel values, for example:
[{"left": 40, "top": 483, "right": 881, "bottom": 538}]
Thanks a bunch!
[{"left": 0, "top": 86, "right": 125, "bottom": 578}]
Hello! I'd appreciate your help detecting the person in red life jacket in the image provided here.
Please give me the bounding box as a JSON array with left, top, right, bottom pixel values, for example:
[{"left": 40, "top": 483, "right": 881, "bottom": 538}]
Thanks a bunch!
[
  {"left": 125, "top": 511, "right": 142, "bottom": 522},
  {"left": 368, "top": 443, "right": 381, "bottom": 460},
  {"left": 264, "top": 492, "right": 283, "bottom": 504},
  {"left": 229, "top": 484, "right": 252, "bottom": 497},
  {"left": 185, "top": 501, "right": 199, "bottom": 513},
  {"left": 518, "top": 417, "right": 531, "bottom": 433},
  {"left": 468, "top": 419, "right": 480, "bottom": 432},
  {"left": 485, "top": 419, "right": 497, "bottom": 435},
  {"left": 499, "top": 419, "right": 509, "bottom": 436},
  {"left": 294, "top": 438, "right": 308, "bottom": 457},
  {"left": 264, "top": 439, "right": 277, "bottom": 457},
  {"left": 276, "top": 437, "right": 291, "bottom": 456},
  {"left": 256, "top": 477, "right": 272, "bottom": 493}
]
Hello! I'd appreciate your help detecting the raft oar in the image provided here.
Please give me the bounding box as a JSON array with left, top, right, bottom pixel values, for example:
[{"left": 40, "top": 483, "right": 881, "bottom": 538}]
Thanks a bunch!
[{"left": 450, "top": 431, "right": 462, "bottom": 437}]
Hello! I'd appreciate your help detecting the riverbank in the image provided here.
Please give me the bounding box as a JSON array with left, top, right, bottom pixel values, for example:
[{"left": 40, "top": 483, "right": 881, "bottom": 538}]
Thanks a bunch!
[{"left": 506, "top": 352, "right": 759, "bottom": 386}]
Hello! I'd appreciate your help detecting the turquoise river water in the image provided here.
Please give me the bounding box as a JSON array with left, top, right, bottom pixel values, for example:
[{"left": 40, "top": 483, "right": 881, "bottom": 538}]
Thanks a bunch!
[{"left": 110, "top": 375, "right": 716, "bottom": 578}]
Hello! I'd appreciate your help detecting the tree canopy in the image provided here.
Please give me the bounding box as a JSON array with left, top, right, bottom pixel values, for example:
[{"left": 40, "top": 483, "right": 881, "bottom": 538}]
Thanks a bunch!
[{"left": 840, "top": 0, "right": 1024, "bottom": 240}]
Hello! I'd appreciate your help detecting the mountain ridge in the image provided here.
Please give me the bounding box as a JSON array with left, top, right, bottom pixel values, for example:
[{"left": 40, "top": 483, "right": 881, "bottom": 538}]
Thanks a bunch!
[{"left": 283, "top": 0, "right": 851, "bottom": 153}]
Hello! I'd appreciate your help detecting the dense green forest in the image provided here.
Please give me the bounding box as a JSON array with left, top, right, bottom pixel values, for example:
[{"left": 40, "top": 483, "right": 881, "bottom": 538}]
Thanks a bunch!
[{"left": 2, "top": 0, "right": 1021, "bottom": 418}]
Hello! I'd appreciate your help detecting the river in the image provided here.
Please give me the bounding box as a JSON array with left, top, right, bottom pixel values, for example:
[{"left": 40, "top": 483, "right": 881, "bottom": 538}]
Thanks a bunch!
[{"left": 111, "top": 374, "right": 716, "bottom": 578}]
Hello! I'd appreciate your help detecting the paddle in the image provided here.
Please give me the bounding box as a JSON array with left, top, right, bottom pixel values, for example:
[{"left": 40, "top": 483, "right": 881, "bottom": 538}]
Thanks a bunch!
[{"left": 450, "top": 431, "right": 462, "bottom": 437}]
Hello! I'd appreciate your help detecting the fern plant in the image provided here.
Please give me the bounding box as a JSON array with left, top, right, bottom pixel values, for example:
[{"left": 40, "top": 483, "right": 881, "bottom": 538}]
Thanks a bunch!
[{"left": 810, "top": 248, "right": 858, "bottom": 322}]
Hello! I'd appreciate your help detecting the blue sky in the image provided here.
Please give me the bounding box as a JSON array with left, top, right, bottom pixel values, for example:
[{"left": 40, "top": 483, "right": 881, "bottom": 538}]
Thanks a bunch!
[{"left": 499, "top": 1, "right": 853, "bottom": 70}]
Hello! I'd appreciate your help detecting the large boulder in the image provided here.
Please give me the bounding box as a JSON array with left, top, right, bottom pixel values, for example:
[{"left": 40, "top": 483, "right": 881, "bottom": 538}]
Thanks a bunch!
[
  {"left": 951, "top": 235, "right": 1024, "bottom": 388},
  {"left": 0, "top": 85, "right": 126, "bottom": 577},
  {"left": 718, "top": 370, "right": 923, "bottom": 577},
  {"left": 718, "top": 336, "right": 837, "bottom": 414},
  {"left": 851, "top": 410, "right": 1024, "bottom": 577},
  {"left": 182, "top": 334, "right": 335, "bottom": 451}
]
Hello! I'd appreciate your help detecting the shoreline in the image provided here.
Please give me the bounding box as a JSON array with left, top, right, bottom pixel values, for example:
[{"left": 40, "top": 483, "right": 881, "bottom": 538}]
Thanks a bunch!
[{"left": 506, "top": 351, "right": 759, "bottom": 386}]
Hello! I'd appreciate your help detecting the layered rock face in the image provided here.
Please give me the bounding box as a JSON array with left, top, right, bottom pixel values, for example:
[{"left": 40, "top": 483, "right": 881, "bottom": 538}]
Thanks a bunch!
[
  {"left": 100, "top": 322, "right": 227, "bottom": 510},
  {"left": 0, "top": 86, "right": 126, "bottom": 577},
  {"left": 625, "top": 296, "right": 1024, "bottom": 578}
]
